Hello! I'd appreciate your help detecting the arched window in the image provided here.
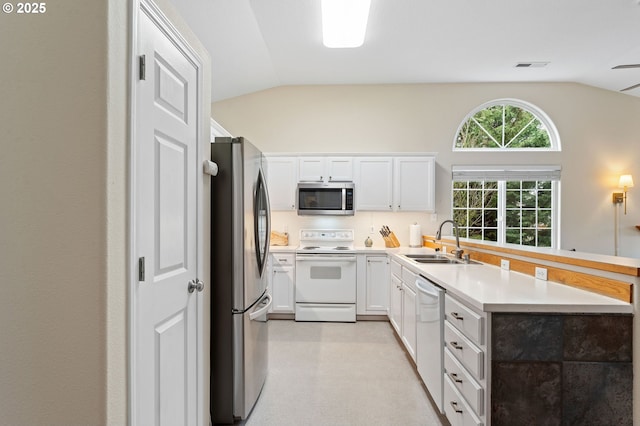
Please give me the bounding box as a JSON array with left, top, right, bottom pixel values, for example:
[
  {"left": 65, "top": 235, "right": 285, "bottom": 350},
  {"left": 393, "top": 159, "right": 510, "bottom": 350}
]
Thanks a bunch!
[
  {"left": 454, "top": 99, "right": 560, "bottom": 151},
  {"left": 450, "top": 99, "right": 561, "bottom": 249}
]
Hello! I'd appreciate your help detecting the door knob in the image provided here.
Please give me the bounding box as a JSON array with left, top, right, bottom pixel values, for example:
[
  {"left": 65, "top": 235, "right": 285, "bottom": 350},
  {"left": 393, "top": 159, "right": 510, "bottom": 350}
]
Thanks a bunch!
[{"left": 188, "top": 279, "right": 204, "bottom": 293}]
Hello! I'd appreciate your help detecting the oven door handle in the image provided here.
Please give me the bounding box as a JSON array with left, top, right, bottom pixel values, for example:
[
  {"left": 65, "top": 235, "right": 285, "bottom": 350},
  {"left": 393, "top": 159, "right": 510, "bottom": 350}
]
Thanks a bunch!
[{"left": 296, "top": 255, "right": 357, "bottom": 262}]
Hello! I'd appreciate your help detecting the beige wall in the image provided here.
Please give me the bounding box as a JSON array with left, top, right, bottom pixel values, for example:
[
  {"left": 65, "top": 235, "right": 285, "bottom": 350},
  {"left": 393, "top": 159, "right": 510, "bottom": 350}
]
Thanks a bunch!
[
  {"left": 0, "top": 0, "right": 210, "bottom": 425},
  {"left": 0, "top": 0, "right": 113, "bottom": 424},
  {"left": 212, "top": 83, "right": 640, "bottom": 258}
]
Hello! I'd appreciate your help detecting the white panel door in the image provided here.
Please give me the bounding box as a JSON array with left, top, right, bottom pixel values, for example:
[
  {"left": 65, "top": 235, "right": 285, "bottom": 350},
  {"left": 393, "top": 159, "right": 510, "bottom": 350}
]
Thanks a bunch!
[
  {"left": 354, "top": 157, "right": 393, "bottom": 211},
  {"left": 134, "top": 6, "right": 199, "bottom": 426},
  {"left": 265, "top": 156, "right": 297, "bottom": 210},
  {"left": 394, "top": 156, "right": 435, "bottom": 211},
  {"left": 365, "top": 256, "right": 389, "bottom": 312}
]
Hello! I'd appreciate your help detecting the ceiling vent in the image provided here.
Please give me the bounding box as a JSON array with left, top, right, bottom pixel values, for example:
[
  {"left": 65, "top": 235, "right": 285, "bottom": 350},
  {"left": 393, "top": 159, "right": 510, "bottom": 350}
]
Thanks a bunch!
[{"left": 515, "top": 62, "right": 549, "bottom": 68}]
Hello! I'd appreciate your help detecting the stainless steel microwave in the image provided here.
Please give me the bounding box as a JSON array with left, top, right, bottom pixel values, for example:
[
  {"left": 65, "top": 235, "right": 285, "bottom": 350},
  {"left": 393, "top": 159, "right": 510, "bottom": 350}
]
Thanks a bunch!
[{"left": 297, "top": 182, "right": 355, "bottom": 216}]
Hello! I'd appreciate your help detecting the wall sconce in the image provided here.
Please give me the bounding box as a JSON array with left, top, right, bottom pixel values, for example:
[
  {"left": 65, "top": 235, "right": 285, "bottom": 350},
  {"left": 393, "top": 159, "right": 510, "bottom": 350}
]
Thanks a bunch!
[{"left": 613, "top": 174, "right": 634, "bottom": 214}]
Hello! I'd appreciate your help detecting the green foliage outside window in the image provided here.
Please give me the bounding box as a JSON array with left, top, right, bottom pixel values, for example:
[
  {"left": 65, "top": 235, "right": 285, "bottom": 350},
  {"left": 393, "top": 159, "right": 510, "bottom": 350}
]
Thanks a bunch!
[
  {"left": 453, "top": 180, "right": 553, "bottom": 248},
  {"left": 456, "top": 104, "right": 552, "bottom": 149}
]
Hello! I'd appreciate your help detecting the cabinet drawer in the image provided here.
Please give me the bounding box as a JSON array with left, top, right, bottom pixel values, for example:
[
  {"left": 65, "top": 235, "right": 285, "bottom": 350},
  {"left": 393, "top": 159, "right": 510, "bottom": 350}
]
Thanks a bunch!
[
  {"left": 445, "top": 295, "right": 484, "bottom": 345},
  {"left": 444, "top": 321, "right": 484, "bottom": 380},
  {"left": 272, "top": 253, "right": 295, "bottom": 266},
  {"left": 444, "top": 347, "right": 484, "bottom": 416},
  {"left": 444, "top": 374, "right": 484, "bottom": 426},
  {"left": 401, "top": 267, "right": 417, "bottom": 291},
  {"left": 401, "top": 266, "right": 417, "bottom": 285},
  {"left": 390, "top": 258, "right": 402, "bottom": 278}
]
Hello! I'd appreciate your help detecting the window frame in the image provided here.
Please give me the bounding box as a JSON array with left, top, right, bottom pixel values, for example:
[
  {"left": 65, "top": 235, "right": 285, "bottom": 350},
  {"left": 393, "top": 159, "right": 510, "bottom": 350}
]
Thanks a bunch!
[
  {"left": 453, "top": 98, "right": 561, "bottom": 152},
  {"left": 451, "top": 166, "right": 561, "bottom": 249}
]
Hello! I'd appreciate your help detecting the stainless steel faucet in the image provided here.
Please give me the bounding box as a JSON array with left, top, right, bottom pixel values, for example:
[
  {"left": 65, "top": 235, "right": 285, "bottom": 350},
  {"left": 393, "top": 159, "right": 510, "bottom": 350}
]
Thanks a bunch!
[{"left": 435, "top": 219, "right": 464, "bottom": 259}]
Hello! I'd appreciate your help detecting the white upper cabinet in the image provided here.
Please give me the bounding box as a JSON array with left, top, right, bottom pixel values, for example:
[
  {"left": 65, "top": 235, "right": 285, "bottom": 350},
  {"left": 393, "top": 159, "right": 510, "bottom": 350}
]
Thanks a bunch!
[
  {"left": 354, "top": 157, "right": 394, "bottom": 211},
  {"left": 298, "top": 156, "right": 353, "bottom": 183},
  {"left": 265, "top": 156, "right": 297, "bottom": 211},
  {"left": 393, "top": 157, "right": 435, "bottom": 212},
  {"left": 267, "top": 153, "right": 436, "bottom": 212}
]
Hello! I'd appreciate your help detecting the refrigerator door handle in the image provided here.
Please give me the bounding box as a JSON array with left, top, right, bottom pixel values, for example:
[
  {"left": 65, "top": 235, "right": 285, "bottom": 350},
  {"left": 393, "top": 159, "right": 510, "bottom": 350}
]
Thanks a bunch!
[{"left": 249, "top": 293, "right": 273, "bottom": 321}]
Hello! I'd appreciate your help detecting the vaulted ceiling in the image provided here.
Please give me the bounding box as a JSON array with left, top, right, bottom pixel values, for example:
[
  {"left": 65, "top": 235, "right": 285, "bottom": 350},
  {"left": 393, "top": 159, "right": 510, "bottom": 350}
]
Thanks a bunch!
[{"left": 168, "top": 0, "right": 640, "bottom": 102}]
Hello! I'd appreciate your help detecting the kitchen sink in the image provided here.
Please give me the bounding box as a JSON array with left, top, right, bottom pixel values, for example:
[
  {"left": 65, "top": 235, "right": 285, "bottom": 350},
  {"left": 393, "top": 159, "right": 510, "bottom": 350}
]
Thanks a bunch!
[
  {"left": 404, "top": 254, "right": 447, "bottom": 259},
  {"left": 402, "top": 254, "right": 481, "bottom": 265}
]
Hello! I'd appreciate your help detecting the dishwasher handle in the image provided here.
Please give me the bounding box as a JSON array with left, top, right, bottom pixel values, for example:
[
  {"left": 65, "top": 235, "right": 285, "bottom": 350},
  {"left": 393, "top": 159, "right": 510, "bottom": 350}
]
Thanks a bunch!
[{"left": 415, "top": 277, "right": 442, "bottom": 298}]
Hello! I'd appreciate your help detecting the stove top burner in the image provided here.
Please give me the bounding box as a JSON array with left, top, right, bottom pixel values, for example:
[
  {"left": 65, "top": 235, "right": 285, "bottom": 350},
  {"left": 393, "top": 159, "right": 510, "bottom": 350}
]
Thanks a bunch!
[{"left": 298, "top": 229, "right": 355, "bottom": 253}]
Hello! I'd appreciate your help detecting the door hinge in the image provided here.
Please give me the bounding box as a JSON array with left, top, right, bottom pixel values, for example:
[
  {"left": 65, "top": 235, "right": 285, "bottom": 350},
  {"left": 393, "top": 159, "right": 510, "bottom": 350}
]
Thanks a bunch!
[
  {"left": 138, "top": 257, "right": 145, "bottom": 281},
  {"left": 139, "top": 55, "right": 146, "bottom": 80}
]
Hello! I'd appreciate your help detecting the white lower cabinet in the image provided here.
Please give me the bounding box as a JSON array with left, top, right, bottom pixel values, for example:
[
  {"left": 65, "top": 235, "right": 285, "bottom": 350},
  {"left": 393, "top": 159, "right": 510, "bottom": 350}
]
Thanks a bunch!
[
  {"left": 401, "top": 281, "right": 417, "bottom": 362},
  {"left": 443, "top": 293, "right": 487, "bottom": 426},
  {"left": 387, "top": 258, "right": 417, "bottom": 362},
  {"left": 269, "top": 253, "right": 295, "bottom": 313},
  {"left": 357, "top": 254, "right": 390, "bottom": 315},
  {"left": 444, "top": 374, "right": 483, "bottom": 426},
  {"left": 389, "top": 272, "right": 402, "bottom": 334}
]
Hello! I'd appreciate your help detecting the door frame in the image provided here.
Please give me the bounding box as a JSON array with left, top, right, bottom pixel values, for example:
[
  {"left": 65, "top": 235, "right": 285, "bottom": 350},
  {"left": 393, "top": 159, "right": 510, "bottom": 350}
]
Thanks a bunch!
[{"left": 128, "top": 0, "right": 206, "bottom": 425}]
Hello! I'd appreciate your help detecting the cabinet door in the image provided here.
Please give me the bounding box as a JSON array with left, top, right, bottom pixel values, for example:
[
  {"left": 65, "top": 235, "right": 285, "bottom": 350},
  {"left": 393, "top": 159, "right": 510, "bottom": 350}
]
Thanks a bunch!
[
  {"left": 394, "top": 156, "right": 435, "bottom": 212},
  {"left": 365, "top": 256, "right": 389, "bottom": 312},
  {"left": 298, "top": 157, "right": 325, "bottom": 182},
  {"left": 327, "top": 157, "right": 353, "bottom": 182},
  {"left": 402, "top": 284, "right": 417, "bottom": 362},
  {"left": 271, "top": 266, "right": 295, "bottom": 313},
  {"left": 389, "top": 273, "right": 403, "bottom": 335},
  {"left": 265, "top": 156, "right": 297, "bottom": 210},
  {"left": 354, "top": 157, "right": 393, "bottom": 211}
]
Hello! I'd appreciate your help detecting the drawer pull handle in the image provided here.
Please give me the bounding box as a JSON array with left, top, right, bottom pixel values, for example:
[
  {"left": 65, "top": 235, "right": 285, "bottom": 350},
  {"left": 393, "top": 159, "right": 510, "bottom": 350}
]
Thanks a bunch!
[
  {"left": 278, "top": 258, "right": 288, "bottom": 262},
  {"left": 451, "top": 312, "right": 464, "bottom": 320},
  {"left": 450, "top": 401, "right": 463, "bottom": 414},
  {"left": 448, "top": 372, "right": 463, "bottom": 383},
  {"left": 449, "top": 341, "right": 463, "bottom": 350}
]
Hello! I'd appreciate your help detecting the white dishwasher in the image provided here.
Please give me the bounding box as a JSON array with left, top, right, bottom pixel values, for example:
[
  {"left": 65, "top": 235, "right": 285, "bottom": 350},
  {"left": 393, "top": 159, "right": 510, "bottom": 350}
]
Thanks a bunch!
[{"left": 416, "top": 276, "right": 445, "bottom": 414}]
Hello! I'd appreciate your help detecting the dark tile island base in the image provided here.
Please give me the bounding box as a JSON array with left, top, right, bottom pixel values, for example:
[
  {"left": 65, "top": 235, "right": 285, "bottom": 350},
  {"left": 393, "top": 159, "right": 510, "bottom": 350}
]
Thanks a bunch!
[{"left": 491, "top": 313, "right": 633, "bottom": 426}]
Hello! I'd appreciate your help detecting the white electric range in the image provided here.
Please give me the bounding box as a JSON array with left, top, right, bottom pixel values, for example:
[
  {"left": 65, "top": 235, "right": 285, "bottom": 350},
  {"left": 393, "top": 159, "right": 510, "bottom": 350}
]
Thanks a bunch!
[{"left": 295, "top": 229, "right": 357, "bottom": 322}]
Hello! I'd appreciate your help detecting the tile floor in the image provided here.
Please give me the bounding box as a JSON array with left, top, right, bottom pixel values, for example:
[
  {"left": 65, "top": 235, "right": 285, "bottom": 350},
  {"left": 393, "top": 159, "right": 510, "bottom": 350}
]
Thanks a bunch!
[{"left": 242, "top": 319, "right": 447, "bottom": 426}]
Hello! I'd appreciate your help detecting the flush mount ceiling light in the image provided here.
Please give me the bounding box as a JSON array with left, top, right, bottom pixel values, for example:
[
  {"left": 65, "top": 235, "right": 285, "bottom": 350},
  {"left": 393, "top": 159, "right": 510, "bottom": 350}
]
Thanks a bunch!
[{"left": 321, "top": 0, "right": 371, "bottom": 48}]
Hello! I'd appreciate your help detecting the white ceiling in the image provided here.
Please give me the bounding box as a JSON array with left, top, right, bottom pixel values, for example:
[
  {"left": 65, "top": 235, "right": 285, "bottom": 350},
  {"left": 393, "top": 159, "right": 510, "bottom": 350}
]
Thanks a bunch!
[{"left": 167, "top": 0, "right": 640, "bottom": 102}]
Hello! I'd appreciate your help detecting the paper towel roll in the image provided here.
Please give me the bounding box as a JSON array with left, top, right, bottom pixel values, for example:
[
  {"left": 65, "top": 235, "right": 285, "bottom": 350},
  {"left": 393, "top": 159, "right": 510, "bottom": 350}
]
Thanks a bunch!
[{"left": 409, "top": 223, "right": 422, "bottom": 247}]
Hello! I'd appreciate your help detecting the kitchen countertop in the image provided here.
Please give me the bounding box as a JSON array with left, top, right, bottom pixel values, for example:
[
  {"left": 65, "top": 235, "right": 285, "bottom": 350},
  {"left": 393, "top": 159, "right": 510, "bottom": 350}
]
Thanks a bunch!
[
  {"left": 268, "top": 244, "right": 632, "bottom": 314},
  {"left": 390, "top": 249, "right": 633, "bottom": 314}
]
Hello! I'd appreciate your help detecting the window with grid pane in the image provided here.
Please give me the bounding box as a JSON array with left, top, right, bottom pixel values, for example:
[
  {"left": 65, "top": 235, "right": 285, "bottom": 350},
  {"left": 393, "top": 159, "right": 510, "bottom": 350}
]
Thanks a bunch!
[
  {"left": 451, "top": 166, "right": 560, "bottom": 249},
  {"left": 453, "top": 181, "right": 499, "bottom": 242},
  {"left": 505, "top": 180, "right": 553, "bottom": 247}
]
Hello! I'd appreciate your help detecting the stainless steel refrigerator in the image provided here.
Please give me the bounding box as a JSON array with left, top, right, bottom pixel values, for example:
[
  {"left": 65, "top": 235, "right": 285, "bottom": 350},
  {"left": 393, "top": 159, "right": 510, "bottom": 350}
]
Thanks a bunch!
[{"left": 210, "top": 137, "right": 272, "bottom": 424}]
